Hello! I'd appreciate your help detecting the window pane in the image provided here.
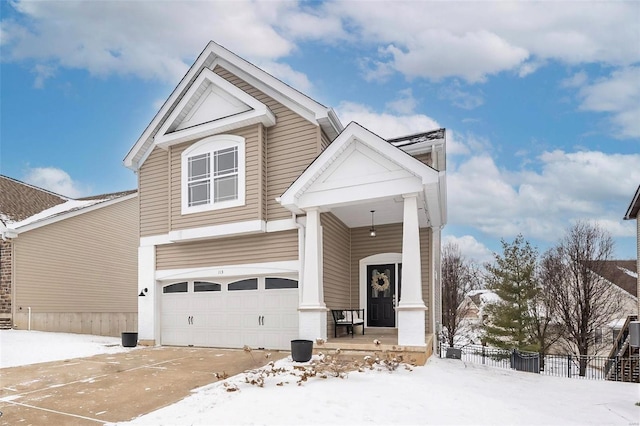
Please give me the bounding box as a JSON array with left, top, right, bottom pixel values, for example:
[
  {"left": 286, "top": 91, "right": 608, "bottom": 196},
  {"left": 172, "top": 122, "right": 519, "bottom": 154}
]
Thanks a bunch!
[
  {"left": 194, "top": 281, "right": 221, "bottom": 292},
  {"left": 163, "top": 282, "right": 188, "bottom": 293},
  {"left": 214, "top": 175, "right": 237, "bottom": 202},
  {"left": 265, "top": 278, "right": 298, "bottom": 289},
  {"left": 214, "top": 147, "right": 237, "bottom": 176},
  {"left": 189, "top": 153, "right": 210, "bottom": 181},
  {"left": 228, "top": 279, "right": 257, "bottom": 291},
  {"left": 189, "top": 180, "right": 210, "bottom": 206}
]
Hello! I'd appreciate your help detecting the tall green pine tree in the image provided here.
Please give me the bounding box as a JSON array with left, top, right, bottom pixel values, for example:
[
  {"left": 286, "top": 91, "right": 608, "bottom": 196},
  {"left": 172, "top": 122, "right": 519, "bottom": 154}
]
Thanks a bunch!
[{"left": 483, "top": 235, "right": 539, "bottom": 352}]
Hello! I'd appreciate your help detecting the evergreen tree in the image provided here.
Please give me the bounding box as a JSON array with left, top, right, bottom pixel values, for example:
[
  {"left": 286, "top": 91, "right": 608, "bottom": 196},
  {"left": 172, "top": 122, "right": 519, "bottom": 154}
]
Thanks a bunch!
[{"left": 482, "top": 235, "right": 539, "bottom": 352}]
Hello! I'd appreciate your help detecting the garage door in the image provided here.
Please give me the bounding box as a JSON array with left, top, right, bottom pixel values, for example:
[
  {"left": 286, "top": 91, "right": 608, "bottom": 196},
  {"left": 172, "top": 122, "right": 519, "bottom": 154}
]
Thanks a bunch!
[{"left": 160, "top": 276, "right": 298, "bottom": 350}]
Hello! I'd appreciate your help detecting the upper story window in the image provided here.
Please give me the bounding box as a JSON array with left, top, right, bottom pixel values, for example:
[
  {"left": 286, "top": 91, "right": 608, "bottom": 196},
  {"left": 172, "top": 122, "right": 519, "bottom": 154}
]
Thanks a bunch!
[{"left": 181, "top": 135, "right": 245, "bottom": 214}]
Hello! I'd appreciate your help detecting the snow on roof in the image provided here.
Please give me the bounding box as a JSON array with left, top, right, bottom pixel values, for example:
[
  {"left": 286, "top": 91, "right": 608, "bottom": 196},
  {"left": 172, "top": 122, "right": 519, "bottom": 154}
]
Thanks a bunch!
[
  {"left": 608, "top": 318, "right": 627, "bottom": 329},
  {"left": 467, "top": 289, "right": 502, "bottom": 307},
  {"left": 9, "top": 199, "right": 109, "bottom": 229},
  {"left": 618, "top": 266, "right": 638, "bottom": 279}
]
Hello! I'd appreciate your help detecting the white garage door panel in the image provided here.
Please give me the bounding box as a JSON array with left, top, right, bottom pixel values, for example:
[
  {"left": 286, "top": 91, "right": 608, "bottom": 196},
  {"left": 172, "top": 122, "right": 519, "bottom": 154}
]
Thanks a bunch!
[{"left": 161, "top": 277, "right": 298, "bottom": 350}]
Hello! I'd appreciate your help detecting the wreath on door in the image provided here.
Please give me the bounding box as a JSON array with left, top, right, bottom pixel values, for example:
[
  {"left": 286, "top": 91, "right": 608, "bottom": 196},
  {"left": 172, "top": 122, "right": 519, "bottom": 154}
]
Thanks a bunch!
[{"left": 371, "top": 270, "right": 390, "bottom": 292}]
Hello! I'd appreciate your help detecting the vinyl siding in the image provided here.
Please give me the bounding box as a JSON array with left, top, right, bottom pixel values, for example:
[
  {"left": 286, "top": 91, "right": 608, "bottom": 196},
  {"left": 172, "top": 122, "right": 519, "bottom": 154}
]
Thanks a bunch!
[
  {"left": 350, "top": 224, "right": 432, "bottom": 333},
  {"left": 169, "top": 125, "right": 262, "bottom": 230},
  {"left": 414, "top": 152, "right": 432, "bottom": 167},
  {"left": 214, "top": 66, "right": 321, "bottom": 222},
  {"left": 156, "top": 230, "right": 298, "bottom": 270},
  {"left": 321, "top": 213, "right": 351, "bottom": 336},
  {"left": 320, "top": 131, "right": 332, "bottom": 151},
  {"left": 139, "top": 148, "right": 170, "bottom": 237},
  {"left": 12, "top": 197, "right": 139, "bottom": 336}
]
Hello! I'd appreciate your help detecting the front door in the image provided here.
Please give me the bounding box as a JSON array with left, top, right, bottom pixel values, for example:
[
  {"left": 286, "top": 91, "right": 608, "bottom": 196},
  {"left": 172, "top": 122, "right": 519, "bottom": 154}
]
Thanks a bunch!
[{"left": 367, "top": 264, "right": 396, "bottom": 327}]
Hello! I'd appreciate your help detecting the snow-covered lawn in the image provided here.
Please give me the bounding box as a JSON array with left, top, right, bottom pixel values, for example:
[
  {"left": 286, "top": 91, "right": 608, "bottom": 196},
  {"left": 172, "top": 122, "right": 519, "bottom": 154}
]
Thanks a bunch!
[
  {"left": 0, "top": 329, "right": 132, "bottom": 368},
  {"left": 1, "top": 330, "right": 638, "bottom": 425}
]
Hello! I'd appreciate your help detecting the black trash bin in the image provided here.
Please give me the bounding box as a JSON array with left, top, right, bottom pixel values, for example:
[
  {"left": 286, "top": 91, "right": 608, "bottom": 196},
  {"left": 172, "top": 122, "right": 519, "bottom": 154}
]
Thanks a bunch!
[
  {"left": 290, "top": 339, "right": 313, "bottom": 362},
  {"left": 121, "top": 332, "right": 138, "bottom": 348}
]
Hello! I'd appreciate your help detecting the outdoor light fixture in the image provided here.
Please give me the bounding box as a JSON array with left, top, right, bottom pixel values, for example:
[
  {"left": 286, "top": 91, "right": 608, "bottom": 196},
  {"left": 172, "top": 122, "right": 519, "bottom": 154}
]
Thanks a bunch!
[
  {"left": 369, "top": 210, "right": 376, "bottom": 237},
  {"left": 138, "top": 288, "right": 148, "bottom": 297}
]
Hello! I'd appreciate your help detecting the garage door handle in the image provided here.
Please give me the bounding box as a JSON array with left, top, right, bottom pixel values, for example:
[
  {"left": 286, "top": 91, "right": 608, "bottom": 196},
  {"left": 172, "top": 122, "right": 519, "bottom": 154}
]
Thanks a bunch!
[{"left": 261, "top": 316, "right": 264, "bottom": 326}]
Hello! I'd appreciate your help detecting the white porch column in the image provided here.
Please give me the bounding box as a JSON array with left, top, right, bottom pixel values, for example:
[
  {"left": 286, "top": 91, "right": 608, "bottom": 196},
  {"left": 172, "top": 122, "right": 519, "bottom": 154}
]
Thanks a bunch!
[
  {"left": 398, "top": 193, "right": 427, "bottom": 346},
  {"left": 138, "top": 244, "right": 156, "bottom": 345},
  {"left": 299, "top": 207, "right": 327, "bottom": 340}
]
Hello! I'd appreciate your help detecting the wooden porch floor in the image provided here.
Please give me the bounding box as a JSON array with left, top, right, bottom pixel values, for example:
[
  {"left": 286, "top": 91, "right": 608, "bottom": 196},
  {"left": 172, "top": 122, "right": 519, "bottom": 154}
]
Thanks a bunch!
[{"left": 315, "top": 328, "right": 434, "bottom": 365}]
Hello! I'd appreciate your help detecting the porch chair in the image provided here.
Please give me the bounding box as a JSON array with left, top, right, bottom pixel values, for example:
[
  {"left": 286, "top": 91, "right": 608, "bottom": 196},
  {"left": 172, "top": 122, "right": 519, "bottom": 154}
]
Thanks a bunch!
[{"left": 331, "top": 309, "right": 365, "bottom": 338}]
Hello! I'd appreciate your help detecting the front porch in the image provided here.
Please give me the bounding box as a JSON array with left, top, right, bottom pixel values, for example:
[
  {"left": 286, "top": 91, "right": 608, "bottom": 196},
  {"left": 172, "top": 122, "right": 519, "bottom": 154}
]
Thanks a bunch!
[{"left": 316, "top": 328, "right": 434, "bottom": 366}]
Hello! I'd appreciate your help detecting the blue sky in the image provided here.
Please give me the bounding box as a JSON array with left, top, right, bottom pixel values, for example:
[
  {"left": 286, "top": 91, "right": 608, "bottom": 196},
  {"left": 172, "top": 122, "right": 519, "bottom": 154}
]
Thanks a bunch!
[{"left": 1, "top": 1, "right": 639, "bottom": 262}]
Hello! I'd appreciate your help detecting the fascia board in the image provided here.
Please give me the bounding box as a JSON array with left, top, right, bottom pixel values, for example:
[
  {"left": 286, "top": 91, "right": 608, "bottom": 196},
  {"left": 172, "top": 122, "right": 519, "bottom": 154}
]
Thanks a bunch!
[
  {"left": 168, "top": 220, "right": 264, "bottom": 243},
  {"left": 624, "top": 185, "right": 640, "bottom": 220},
  {"left": 124, "top": 43, "right": 216, "bottom": 170},
  {"left": 296, "top": 178, "right": 424, "bottom": 210},
  {"left": 154, "top": 109, "right": 275, "bottom": 148},
  {"left": 155, "top": 260, "right": 300, "bottom": 282},
  {"left": 14, "top": 193, "right": 138, "bottom": 234},
  {"left": 439, "top": 172, "right": 448, "bottom": 226}
]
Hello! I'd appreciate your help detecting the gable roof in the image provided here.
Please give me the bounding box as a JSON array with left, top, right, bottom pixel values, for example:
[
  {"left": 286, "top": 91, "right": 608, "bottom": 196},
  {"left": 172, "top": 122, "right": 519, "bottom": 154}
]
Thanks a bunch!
[
  {"left": 0, "top": 175, "right": 67, "bottom": 224},
  {"left": 591, "top": 260, "right": 637, "bottom": 298},
  {"left": 124, "top": 41, "right": 343, "bottom": 171},
  {"left": 279, "top": 121, "right": 446, "bottom": 227},
  {"left": 624, "top": 185, "right": 640, "bottom": 220},
  {"left": 9, "top": 190, "right": 137, "bottom": 234}
]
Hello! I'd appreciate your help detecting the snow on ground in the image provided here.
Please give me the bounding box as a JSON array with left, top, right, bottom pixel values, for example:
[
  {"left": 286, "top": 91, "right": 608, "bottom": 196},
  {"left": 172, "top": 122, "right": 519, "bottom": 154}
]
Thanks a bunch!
[
  {"left": 1, "top": 330, "right": 637, "bottom": 425},
  {"left": 0, "top": 329, "right": 133, "bottom": 368},
  {"left": 115, "top": 355, "right": 638, "bottom": 426}
]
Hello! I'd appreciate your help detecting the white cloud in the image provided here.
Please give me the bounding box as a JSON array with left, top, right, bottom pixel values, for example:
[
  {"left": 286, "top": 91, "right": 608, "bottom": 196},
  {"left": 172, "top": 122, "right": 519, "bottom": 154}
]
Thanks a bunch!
[
  {"left": 518, "top": 60, "right": 546, "bottom": 78},
  {"left": 257, "top": 60, "right": 313, "bottom": 94},
  {"left": 336, "top": 101, "right": 440, "bottom": 139},
  {"left": 382, "top": 33, "right": 528, "bottom": 83},
  {"left": 448, "top": 147, "right": 640, "bottom": 243},
  {"left": 31, "top": 64, "right": 56, "bottom": 88},
  {"left": 329, "top": 2, "right": 639, "bottom": 82},
  {"left": 576, "top": 66, "right": 640, "bottom": 138},
  {"left": 385, "top": 89, "right": 418, "bottom": 115},
  {"left": 442, "top": 234, "right": 493, "bottom": 264},
  {"left": 22, "top": 167, "right": 88, "bottom": 198},
  {"left": 3, "top": 1, "right": 638, "bottom": 91},
  {"left": 439, "top": 82, "right": 484, "bottom": 110},
  {"left": 3, "top": 1, "right": 295, "bottom": 84},
  {"left": 561, "top": 71, "right": 588, "bottom": 89}
]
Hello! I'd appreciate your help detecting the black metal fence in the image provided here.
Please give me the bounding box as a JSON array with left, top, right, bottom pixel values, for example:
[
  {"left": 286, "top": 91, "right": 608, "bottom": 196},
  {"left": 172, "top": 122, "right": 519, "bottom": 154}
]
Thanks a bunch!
[{"left": 439, "top": 343, "right": 635, "bottom": 381}]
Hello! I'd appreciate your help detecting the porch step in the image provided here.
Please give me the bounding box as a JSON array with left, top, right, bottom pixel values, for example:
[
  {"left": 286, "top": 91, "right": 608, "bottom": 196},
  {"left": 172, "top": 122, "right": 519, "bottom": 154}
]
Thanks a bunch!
[{"left": 316, "top": 334, "right": 434, "bottom": 366}]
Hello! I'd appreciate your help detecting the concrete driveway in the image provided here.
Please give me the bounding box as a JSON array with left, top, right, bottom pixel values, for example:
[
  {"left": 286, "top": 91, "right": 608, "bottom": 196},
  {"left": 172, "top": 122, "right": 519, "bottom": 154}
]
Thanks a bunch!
[{"left": 0, "top": 346, "right": 286, "bottom": 425}]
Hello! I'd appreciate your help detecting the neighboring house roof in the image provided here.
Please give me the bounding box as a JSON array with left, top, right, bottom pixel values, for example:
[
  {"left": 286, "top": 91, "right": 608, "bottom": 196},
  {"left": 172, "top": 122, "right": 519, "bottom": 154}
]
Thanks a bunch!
[
  {"left": 624, "top": 185, "right": 639, "bottom": 220},
  {"left": 124, "top": 40, "right": 343, "bottom": 171},
  {"left": 388, "top": 128, "right": 446, "bottom": 171},
  {"left": 0, "top": 175, "right": 67, "bottom": 224},
  {"left": 591, "top": 260, "right": 638, "bottom": 298},
  {"left": 467, "top": 289, "right": 501, "bottom": 311},
  {"left": 10, "top": 190, "right": 137, "bottom": 233}
]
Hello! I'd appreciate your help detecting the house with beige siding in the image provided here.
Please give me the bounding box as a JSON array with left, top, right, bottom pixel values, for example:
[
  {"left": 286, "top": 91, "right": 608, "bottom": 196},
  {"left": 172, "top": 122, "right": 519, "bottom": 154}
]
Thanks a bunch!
[
  {"left": 1, "top": 175, "right": 138, "bottom": 336},
  {"left": 124, "top": 41, "right": 447, "bottom": 353},
  {"left": 1, "top": 175, "right": 67, "bottom": 329}
]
